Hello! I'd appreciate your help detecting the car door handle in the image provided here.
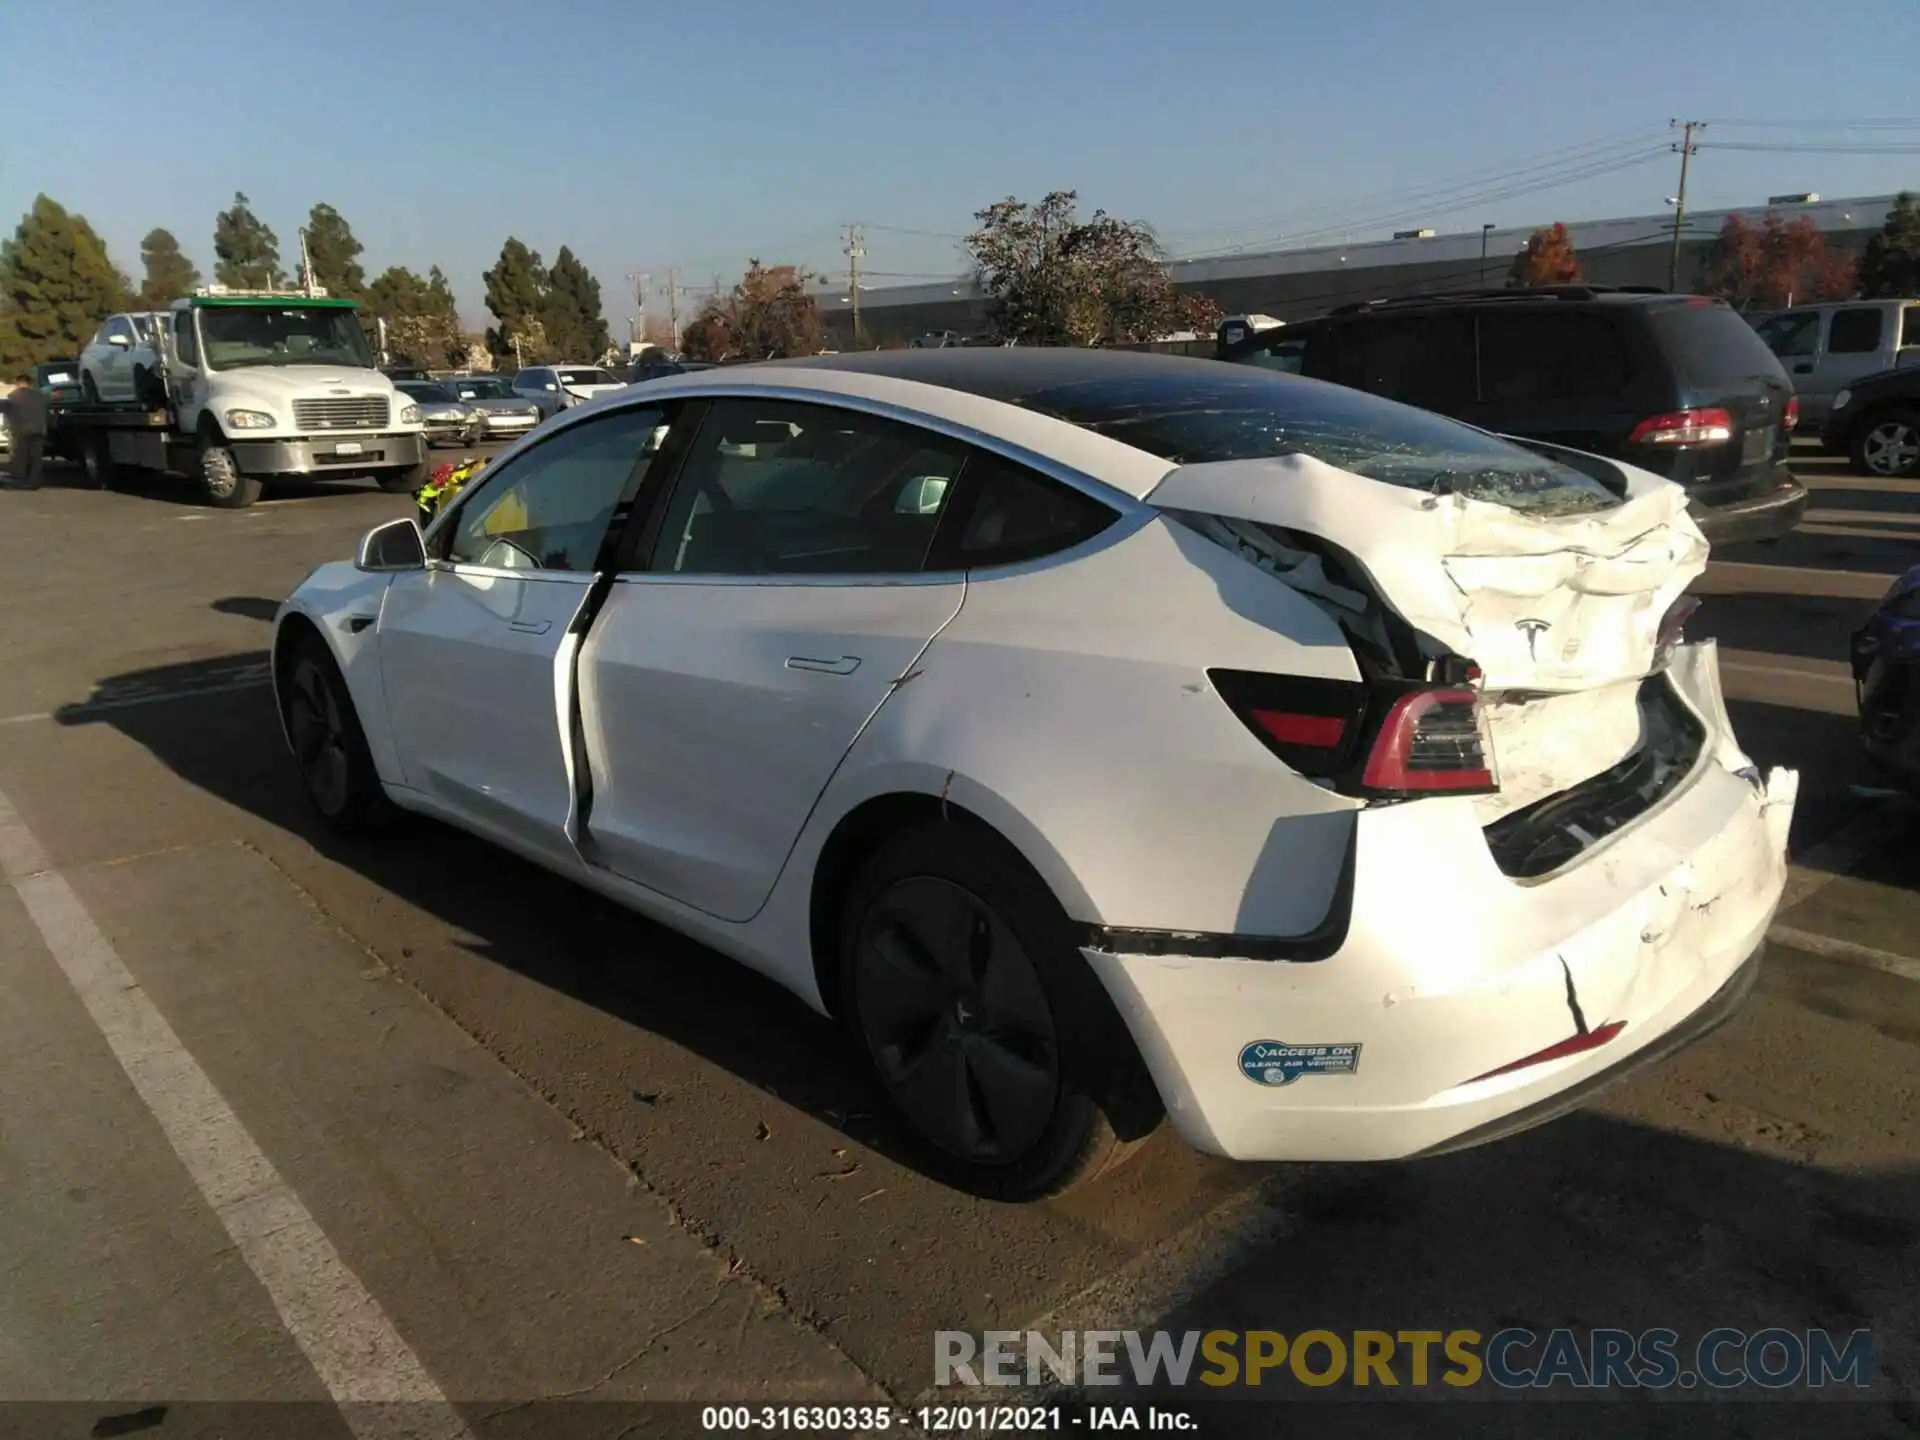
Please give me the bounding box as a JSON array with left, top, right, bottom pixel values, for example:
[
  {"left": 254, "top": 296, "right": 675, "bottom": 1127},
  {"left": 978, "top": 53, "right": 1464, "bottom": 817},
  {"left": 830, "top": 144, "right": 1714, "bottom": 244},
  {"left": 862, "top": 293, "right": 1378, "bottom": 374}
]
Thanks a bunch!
[
  {"left": 786, "top": 655, "right": 860, "bottom": 675},
  {"left": 508, "top": 618, "right": 552, "bottom": 635}
]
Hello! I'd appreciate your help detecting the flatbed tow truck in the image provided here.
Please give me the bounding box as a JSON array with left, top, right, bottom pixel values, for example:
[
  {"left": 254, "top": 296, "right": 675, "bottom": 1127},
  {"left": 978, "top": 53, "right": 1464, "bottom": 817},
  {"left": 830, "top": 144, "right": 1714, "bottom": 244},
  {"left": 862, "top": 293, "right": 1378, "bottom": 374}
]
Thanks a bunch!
[{"left": 49, "top": 284, "right": 429, "bottom": 509}]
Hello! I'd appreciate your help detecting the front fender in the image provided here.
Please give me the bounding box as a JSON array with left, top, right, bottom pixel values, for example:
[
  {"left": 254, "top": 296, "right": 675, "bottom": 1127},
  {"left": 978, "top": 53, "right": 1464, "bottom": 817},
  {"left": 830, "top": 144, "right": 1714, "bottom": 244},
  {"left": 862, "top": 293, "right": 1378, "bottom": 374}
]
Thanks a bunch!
[{"left": 274, "top": 563, "right": 403, "bottom": 785}]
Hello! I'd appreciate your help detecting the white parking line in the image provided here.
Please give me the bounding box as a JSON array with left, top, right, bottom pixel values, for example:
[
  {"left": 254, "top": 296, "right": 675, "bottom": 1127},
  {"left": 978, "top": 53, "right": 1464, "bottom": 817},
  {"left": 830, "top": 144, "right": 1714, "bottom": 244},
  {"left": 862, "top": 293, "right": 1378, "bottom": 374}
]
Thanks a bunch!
[
  {"left": 0, "top": 784, "right": 474, "bottom": 1440},
  {"left": 1768, "top": 925, "right": 1920, "bottom": 984}
]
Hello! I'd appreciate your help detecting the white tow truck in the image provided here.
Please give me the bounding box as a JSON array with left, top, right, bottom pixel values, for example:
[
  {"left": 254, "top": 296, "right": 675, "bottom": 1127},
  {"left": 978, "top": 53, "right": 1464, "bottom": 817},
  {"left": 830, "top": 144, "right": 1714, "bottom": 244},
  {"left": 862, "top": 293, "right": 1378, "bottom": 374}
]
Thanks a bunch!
[{"left": 53, "top": 286, "right": 429, "bottom": 509}]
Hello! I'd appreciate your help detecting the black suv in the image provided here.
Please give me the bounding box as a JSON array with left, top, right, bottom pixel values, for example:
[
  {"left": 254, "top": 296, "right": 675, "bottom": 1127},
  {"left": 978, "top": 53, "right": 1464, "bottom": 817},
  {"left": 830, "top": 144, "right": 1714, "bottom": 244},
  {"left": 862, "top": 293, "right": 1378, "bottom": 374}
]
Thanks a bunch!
[{"left": 1219, "top": 287, "right": 1808, "bottom": 544}]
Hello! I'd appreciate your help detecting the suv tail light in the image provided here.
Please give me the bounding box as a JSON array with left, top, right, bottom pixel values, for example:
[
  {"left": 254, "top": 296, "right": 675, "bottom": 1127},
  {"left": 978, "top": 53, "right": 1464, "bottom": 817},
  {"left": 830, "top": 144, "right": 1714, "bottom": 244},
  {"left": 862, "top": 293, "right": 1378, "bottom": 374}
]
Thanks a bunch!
[
  {"left": 1627, "top": 408, "right": 1734, "bottom": 446},
  {"left": 1210, "top": 669, "right": 1499, "bottom": 799},
  {"left": 1783, "top": 396, "right": 1800, "bottom": 433}
]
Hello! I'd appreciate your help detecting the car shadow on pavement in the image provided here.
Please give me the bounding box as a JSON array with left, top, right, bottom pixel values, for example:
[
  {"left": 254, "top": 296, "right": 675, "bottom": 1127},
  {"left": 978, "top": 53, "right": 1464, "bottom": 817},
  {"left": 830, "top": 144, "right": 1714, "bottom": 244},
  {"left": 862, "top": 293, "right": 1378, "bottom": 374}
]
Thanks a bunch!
[
  {"left": 49, "top": 653, "right": 1006, "bottom": 1184},
  {"left": 1117, "top": 1119, "right": 1918, "bottom": 1436}
]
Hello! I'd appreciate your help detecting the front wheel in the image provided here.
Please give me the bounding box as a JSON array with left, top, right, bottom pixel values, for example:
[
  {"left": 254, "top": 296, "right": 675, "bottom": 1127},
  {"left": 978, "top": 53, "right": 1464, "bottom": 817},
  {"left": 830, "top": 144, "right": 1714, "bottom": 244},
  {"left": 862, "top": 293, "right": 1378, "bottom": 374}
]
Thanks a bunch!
[
  {"left": 81, "top": 432, "right": 124, "bottom": 490},
  {"left": 378, "top": 460, "right": 428, "bottom": 494},
  {"left": 838, "top": 822, "right": 1159, "bottom": 1200},
  {"left": 1853, "top": 409, "right": 1920, "bottom": 479},
  {"left": 199, "top": 434, "right": 262, "bottom": 508}
]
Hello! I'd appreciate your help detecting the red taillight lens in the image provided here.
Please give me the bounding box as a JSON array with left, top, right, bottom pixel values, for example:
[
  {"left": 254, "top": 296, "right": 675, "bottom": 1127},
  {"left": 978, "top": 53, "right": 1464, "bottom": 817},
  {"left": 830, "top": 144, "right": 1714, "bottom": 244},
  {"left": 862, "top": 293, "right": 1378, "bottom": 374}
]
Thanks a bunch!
[
  {"left": 1250, "top": 709, "right": 1348, "bottom": 748},
  {"left": 1783, "top": 396, "right": 1800, "bottom": 433},
  {"left": 1469, "top": 1020, "right": 1627, "bottom": 1082},
  {"left": 1627, "top": 408, "right": 1734, "bottom": 446},
  {"left": 1359, "top": 687, "right": 1498, "bottom": 795}
]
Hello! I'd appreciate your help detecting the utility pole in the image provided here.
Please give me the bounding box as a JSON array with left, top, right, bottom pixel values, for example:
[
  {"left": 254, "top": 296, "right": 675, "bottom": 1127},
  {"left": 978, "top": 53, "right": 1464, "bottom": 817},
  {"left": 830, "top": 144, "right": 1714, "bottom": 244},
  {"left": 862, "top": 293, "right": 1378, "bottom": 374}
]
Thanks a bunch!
[
  {"left": 666, "top": 267, "right": 681, "bottom": 348},
  {"left": 1668, "top": 120, "right": 1702, "bottom": 292},
  {"left": 844, "top": 224, "right": 866, "bottom": 347},
  {"left": 1480, "top": 223, "right": 1495, "bottom": 284}
]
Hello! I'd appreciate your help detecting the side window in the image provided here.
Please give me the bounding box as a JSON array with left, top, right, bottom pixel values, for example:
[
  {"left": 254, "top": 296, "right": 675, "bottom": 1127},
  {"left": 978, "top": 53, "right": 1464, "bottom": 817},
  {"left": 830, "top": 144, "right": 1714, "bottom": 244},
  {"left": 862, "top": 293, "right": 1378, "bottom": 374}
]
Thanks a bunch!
[
  {"left": 1476, "top": 312, "right": 1630, "bottom": 403},
  {"left": 1326, "top": 316, "right": 1476, "bottom": 409},
  {"left": 444, "top": 405, "right": 667, "bottom": 572},
  {"left": 173, "top": 312, "right": 198, "bottom": 366},
  {"left": 1753, "top": 310, "right": 1819, "bottom": 359},
  {"left": 647, "top": 399, "right": 968, "bottom": 576},
  {"left": 932, "top": 453, "right": 1118, "bottom": 570},
  {"left": 1903, "top": 305, "right": 1920, "bottom": 350},
  {"left": 1827, "top": 307, "right": 1885, "bottom": 355}
]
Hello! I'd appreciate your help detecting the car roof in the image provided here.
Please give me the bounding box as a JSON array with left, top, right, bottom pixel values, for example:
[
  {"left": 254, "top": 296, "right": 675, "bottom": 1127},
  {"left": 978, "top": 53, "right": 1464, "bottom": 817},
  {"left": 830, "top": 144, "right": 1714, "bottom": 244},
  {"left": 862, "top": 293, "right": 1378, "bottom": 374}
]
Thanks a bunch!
[{"left": 560, "top": 348, "right": 1206, "bottom": 499}]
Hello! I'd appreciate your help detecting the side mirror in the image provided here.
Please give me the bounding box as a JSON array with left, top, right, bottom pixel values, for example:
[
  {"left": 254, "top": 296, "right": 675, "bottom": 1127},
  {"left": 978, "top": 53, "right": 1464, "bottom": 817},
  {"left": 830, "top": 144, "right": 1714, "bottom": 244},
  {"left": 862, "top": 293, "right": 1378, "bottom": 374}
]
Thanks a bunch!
[
  {"left": 356, "top": 517, "right": 427, "bottom": 572},
  {"left": 107, "top": 335, "right": 130, "bottom": 348}
]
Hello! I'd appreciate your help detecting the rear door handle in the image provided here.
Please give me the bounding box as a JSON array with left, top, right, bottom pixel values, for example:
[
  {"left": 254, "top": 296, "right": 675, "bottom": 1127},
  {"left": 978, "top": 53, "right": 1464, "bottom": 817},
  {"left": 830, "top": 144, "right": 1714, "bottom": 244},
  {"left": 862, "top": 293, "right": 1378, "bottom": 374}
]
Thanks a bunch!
[
  {"left": 509, "top": 618, "right": 552, "bottom": 635},
  {"left": 786, "top": 655, "right": 860, "bottom": 675}
]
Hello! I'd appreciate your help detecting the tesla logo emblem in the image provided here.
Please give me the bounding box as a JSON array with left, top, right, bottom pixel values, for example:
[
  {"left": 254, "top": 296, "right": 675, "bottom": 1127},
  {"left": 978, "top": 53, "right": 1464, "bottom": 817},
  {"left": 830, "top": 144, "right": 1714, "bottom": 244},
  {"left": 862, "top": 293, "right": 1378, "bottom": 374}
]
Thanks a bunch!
[{"left": 1515, "top": 618, "right": 1552, "bottom": 659}]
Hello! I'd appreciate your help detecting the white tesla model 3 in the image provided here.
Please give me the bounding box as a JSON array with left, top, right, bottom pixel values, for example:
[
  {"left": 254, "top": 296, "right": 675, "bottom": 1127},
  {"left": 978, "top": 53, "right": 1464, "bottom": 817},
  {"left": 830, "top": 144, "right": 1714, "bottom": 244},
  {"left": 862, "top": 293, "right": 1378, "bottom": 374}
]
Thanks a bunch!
[{"left": 274, "top": 350, "right": 1798, "bottom": 1199}]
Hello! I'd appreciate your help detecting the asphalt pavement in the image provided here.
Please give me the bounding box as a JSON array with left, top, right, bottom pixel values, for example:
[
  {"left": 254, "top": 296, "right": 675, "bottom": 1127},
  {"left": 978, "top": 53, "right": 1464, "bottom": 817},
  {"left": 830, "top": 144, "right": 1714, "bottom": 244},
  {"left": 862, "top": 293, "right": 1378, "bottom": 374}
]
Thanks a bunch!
[{"left": 0, "top": 443, "right": 1914, "bottom": 1438}]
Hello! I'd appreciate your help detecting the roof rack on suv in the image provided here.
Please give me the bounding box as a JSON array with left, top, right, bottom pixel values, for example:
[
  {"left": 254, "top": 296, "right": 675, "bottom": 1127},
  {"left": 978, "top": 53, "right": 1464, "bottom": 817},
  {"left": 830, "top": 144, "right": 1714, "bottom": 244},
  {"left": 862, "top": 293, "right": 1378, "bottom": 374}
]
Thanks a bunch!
[{"left": 1329, "top": 284, "right": 1671, "bottom": 315}]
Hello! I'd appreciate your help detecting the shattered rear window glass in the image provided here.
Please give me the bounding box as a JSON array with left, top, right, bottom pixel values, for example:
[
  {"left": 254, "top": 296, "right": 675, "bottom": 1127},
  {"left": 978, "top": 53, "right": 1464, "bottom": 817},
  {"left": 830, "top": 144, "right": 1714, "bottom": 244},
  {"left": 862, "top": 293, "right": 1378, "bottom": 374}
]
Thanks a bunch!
[{"left": 1016, "top": 370, "right": 1620, "bottom": 516}]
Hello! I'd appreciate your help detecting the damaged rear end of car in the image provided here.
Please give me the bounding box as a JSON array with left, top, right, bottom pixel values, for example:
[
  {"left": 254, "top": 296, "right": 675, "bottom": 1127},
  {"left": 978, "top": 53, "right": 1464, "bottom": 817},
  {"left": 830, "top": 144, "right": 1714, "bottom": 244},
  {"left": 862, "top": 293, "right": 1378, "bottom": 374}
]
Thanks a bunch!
[{"left": 1035, "top": 368, "right": 1798, "bottom": 1162}]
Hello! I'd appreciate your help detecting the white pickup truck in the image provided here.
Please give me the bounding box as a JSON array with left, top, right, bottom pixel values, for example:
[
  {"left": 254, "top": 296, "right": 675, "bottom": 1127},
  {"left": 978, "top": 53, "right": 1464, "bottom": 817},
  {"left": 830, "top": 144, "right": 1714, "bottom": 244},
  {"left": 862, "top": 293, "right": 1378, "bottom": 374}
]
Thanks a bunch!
[{"left": 55, "top": 288, "right": 429, "bottom": 509}]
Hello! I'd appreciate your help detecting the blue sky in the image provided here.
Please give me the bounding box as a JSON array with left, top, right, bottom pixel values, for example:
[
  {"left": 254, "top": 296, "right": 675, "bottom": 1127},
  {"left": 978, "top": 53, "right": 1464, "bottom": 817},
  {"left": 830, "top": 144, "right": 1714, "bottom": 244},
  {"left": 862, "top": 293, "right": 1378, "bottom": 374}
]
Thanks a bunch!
[{"left": 5, "top": 0, "right": 1916, "bottom": 331}]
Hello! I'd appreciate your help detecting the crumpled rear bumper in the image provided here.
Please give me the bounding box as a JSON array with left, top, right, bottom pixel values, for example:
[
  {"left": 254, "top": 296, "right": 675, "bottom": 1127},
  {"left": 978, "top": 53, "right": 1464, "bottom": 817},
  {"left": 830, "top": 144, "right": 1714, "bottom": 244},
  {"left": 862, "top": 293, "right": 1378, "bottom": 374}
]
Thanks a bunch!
[{"left": 1084, "top": 641, "right": 1797, "bottom": 1163}]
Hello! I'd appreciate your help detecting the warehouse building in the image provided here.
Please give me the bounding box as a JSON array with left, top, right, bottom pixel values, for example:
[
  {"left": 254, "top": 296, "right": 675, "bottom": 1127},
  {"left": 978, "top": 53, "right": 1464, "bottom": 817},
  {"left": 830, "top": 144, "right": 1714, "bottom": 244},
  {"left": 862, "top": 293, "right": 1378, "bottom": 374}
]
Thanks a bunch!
[{"left": 816, "top": 192, "right": 1903, "bottom": 347}]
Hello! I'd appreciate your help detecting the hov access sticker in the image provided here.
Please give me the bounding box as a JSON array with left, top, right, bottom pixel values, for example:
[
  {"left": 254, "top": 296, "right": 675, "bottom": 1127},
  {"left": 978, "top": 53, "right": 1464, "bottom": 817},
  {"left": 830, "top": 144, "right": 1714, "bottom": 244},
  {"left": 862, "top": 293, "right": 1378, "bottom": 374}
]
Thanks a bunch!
[{"left": 1239, "top": 1040, "right": 1362, "bottom": 1087}]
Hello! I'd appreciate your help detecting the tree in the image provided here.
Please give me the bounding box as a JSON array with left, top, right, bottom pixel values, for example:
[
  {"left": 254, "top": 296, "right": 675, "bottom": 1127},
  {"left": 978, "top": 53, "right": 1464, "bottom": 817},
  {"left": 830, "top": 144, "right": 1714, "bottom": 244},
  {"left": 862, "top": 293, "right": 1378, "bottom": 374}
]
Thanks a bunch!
[
  {"left": 137, "top": 228, "right": 200, "bottom": 307},
  {"left": 1508, "top": 223, "right": 1582, "bottom": 287},
  {"left": 213, "top": 192, "right": 284, "bottom": 289},
  {"left": 542, "top": 246, "right": 611, "bottom": 360},
  {"left": 483, "top": 237, "right": 549, "bottom": 364},
  {"left": 1699, "top": 210, "right": 1855, "bottom": 309},
  {"left": 303, "top": 203, "right": 366, "bottom": 301},
  {"left": 1857, "top": 192, "right": 1920, "bottom": 299},
  {"left": 678, "top": 261, "right": 823, "bottom": 362},
  {"left": 964, "top": 190, "right": 1218, "bottom": 347},
  {"left": 366, "top": 264, "right": 464, "bottom": 368},
  {"left": 0, "top": 195, "right": 133, "bottom": 371}
]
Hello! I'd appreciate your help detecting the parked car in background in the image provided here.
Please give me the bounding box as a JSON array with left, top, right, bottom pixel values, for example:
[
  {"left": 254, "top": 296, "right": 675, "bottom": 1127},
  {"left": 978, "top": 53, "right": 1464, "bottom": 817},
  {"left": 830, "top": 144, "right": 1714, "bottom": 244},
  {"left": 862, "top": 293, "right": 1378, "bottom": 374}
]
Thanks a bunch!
[
  {"left": 438, "top": 374, "right": 542, "bottom": 440},
  {"left": 510, "top": 364, "right": 625, "bottom": 418},
  {"left": 32, "top": 360, "right": 83, "bottom": 405},
  {"left": 79, "top": 312, "right": 166, "bottom": 405},
  {"left": 273, "top": 348, "right": 1795, "bottom": 1199},
  {"left": 1751, "top": 298, "right": 1920, "bottom": 428},
  {"left": 627, "top": 356, "right": 717, "bottom": 384},
  {"left": 1852, "top": 563, "right": 1920, "bottom": 790},
  {"left": 1219, "top": 286, "right": 1807, "bottom": 545},
  {"left": 1820, "top": 362, "right": 1920, "bottom": 478},
  {"left": 394, "top": 381, "right": 483, "bottom": 448}
]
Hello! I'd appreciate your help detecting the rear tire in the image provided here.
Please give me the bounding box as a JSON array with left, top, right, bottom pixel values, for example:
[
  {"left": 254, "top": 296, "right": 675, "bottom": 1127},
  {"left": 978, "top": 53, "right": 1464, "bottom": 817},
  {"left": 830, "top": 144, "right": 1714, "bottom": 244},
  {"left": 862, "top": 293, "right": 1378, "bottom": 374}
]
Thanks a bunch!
[
  {"left": 838, "top": 821, "right": 1159, "bottom": 1200},
  {"left": 81, "top": 432, "right": 123, "bottom": 491},
  {"left": 81, "top": 372, "right": 100, "bottom": 404},
  {"left": 199, "top": 434, "right": 262, "bottom": 508},
  {"left": 1852, "top": 408, "right": 1920, "bottom": 479},
  {"left": 279, "top": 636, "right": 393, "bottom": 835}
]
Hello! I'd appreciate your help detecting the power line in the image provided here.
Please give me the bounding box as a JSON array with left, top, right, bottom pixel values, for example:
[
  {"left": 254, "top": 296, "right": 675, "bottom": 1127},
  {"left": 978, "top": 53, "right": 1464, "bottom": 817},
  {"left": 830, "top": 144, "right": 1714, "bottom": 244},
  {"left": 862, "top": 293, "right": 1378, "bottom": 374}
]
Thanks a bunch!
[{"left": 1696, "top": 140, "right": 1920, "bottom": 154}]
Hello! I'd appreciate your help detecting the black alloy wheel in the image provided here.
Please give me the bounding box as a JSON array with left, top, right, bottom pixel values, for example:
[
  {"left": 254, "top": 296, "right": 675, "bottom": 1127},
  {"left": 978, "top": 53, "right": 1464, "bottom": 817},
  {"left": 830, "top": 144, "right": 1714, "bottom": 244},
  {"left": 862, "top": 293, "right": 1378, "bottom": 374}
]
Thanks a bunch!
[
  {"left": 280, "top": 640, "right": 390, "bottom": 833},
  {"left": 851, "top": 875, "right": 1061, "bottom": 1165}
]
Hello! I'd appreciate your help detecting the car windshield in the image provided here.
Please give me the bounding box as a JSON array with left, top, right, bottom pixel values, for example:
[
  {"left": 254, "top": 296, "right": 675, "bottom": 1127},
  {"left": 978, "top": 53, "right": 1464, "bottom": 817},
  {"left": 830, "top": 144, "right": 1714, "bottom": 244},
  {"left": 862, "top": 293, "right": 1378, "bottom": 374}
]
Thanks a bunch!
[
  {"left": 1018, "top": 370, "right": 1621, "bottom": 516},
  {"left": 404, "top": 383, "right": 457, "bottom": 404},
  {"left": 557, "top": 368, "right": 617, "bottom": 387},
  {"left": 195, "top": 304, "right": 375, "bottom": 371},
  {"left": 448, "top": 377, "right": 511, "bottom": 400}
]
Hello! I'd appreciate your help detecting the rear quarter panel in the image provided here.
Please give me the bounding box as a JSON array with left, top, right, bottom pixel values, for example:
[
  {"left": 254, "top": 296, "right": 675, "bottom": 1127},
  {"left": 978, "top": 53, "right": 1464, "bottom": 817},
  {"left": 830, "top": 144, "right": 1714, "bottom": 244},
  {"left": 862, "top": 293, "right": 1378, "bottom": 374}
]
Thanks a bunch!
[{"left": 804, "top": 515, "right": 1366, "bottom": 937}]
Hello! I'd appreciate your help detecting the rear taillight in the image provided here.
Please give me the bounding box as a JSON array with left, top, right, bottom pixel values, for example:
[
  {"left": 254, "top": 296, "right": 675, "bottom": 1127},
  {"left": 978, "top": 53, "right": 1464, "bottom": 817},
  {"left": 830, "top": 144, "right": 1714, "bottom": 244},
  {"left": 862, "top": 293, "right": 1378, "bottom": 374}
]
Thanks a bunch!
[
  {"left": 1359, "top": 688, "right": 1498, "bottom": 795},
  {"left": 1627, "top": 408, "right": 1734, "bottom": 446},
  {"left": 1783, "top": 396, "right": 1800, "bottom": 433},
  {"left": 1211, "top": 670, "right": 1498, "bottom": 799}
]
